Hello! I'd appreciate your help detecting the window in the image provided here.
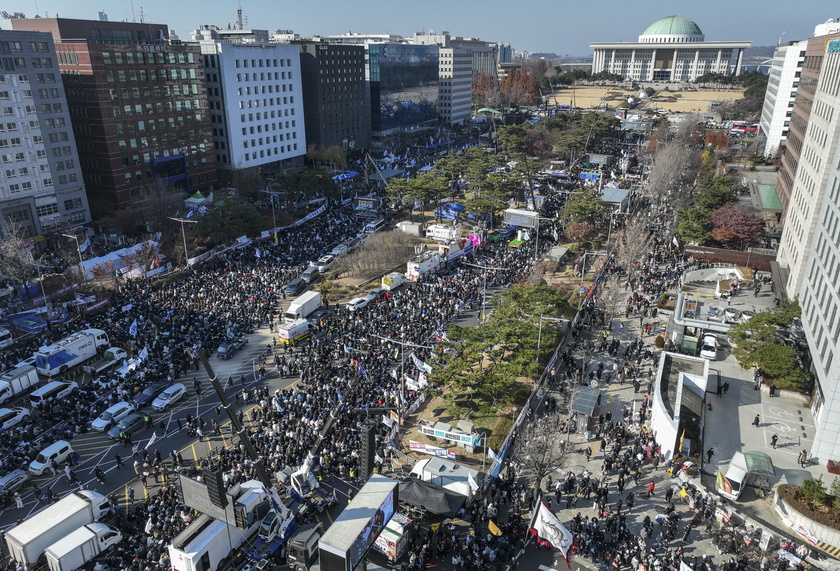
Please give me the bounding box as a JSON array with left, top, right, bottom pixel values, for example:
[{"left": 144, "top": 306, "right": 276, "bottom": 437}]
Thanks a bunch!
[
  {"left": 36, "top": 203, "right": 59, "bottom": 217},
  {"left": 64, "top": 197, "right": 83, "bottom": 211}
]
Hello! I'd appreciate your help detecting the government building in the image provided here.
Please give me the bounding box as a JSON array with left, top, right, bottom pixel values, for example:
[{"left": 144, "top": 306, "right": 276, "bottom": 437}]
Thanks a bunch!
[{"left": 590, "top": 16, "right": 751, "bottom": 82}]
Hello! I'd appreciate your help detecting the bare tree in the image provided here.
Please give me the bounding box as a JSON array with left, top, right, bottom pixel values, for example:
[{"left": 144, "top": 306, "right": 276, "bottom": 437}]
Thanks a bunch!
[
  {"left": 513, "top": 408, "right": 571, "bottom": 484},
  {"left": 614, "top": 216, "right": 652, "bottom": 271},
  {"left": 0, "top": 217, "right": 37, "bottom": 286},
  {"left": 595, "top": 273, "right": 625, "bottom": 329}
]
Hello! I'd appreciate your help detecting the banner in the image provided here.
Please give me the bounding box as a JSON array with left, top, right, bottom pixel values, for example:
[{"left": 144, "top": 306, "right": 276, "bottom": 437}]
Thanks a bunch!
[
  {"left": 408, "top": 440, "right": 456, "bottom": 460},
  {"left": 417, "top": 423, "right": 481, "bottom": 446},
  {"left": 275, "top": 204, "right": 327, "bottom": 230}
]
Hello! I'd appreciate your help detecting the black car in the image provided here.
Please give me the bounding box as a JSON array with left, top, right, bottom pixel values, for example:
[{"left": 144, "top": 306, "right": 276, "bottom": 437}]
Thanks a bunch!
[
  {"left": 283, "top": 278, "right": 306, "bottom": 296},
  {"left": 107, "top": 412, "right": 148, "bottom": 440},
  {"left": 133, "top": 381, "right": 172, "bottom": 408}
]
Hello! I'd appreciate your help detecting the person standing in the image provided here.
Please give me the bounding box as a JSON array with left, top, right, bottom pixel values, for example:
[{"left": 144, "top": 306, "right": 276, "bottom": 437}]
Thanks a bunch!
[
  {"left": 798, "top": 450, "right": 808, "bottom": 468},
  {"left": 14, "top": 492, "right": 23, "bottom": 509},
  {"left": 646, "top": 480, "right": 656, "bottom": 498},
  {"left": 771, "top": 434, "right": 779, "bottom": 449},
  {"left": 752, "top": 414, "right": 761, "bottom": 427},
  {"left": 706, "top": 448, "right": 714, "bottom": 463}
]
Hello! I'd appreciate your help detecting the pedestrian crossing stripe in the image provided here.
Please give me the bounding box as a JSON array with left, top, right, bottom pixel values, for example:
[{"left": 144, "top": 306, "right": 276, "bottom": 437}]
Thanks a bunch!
[
  {"left": 816, "top": 541, "right": 840, "bottom": 559},
  {"left": 682, "top": 292, "right": 718, "bottom": 299}
]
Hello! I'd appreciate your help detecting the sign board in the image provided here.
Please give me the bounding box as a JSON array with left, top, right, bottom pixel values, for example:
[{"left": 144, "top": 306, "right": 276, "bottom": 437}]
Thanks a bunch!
[
  {"left": 418, "top": 423, "right": 481, "bottom": 446},
  {"left": 356, "top": 197, "right": 380, "bottom": 211},
  {"left": 503, "top": 208, "right": 539, "bottom": 229},
  {"left": 588, "top": 153, "right": 610, "bottom": 165},
  {"left": 409, "top": 441, "right": 457, "bottom": 460},
  {"left": 580, "top": 172, "right": 599, "bottom": 180}
]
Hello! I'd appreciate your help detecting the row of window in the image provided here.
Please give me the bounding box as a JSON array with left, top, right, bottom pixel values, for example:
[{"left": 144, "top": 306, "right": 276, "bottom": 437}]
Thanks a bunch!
[
  {"left": 102, "top": 51, "right": 196, "bottom": 66},
  {"left": 106, "top": 68, "right": 198, "bottom": 83},
  {"left": 235, "top": 84, "right": 295, "bottom": 96},
  {"left": 242, "top": 144, "right": 297, "bottom": 161},
  {"left": 235, "top": 72, "right": 293, "bottom": 82},
  {"left": 237, "top": 96, "right": 295, "bottom": 109},
  {"left": 116, "top": 131, "right": 207, "bottom": 151},
  {"left": 112, "top": 101, "right": 203, "bottom": 118},
  {"left": 235, "top": 58, "right": 293, "bottom": 69},
  {"left": 242, "top": 131, "right": 297, "bottom": 148}
]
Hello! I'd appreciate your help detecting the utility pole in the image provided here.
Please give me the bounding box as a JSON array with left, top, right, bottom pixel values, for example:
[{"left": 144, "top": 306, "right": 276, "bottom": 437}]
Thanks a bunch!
[
  {"left": 461, "top": 261, "right": 506, "bottom": 323},
  {"left": 168, "top": 217, "right": 198, "bottom": 267},
  {"left": 369, "top": 333, "right": 435, "bottom": 423},
  {"left": 259, "top": 188, "right": 278, "bottom": 231}
]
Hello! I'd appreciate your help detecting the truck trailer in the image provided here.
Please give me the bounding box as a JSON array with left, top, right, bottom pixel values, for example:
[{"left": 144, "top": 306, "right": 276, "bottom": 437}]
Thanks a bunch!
[
  {"left": 0, "top": 365, "right": 40, "bottom": 405},
  {"left": 44, "top": 523, "right": 123, "bottom": 571},
  {"left": 278, "top": 319, "right": 311, "bottom": 345},
  {"left": 34, "top": 329, "right": 110, "bottom": 377},
  {"left": 5, "top": 490, "right": 112, "bottom": 566},
  {"left": 85, "top": 348, "right": 128, "bottom": 376},
  {"left": 283, "top": 291, "right": 322, "bottom": 322}
]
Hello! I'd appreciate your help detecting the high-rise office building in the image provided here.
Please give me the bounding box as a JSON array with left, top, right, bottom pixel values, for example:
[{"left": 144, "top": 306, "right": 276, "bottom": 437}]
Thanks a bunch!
[
  {"left": 778, "top": 38, "right": 840, "bottom": 463},
  {"left": 192, "top": 26, "right": 306, "bottom": 179},
  {"left": 438, "top": 47, "right": 473, "bottom": 126},
  {"left": 298, "top": 42, "right": 370, "bottom": 151},
  {"left": 759, "top": 41, "right": 806, "bottom": 158},
  {"left": 0, "top": 29, "right": 91, "bottom": 239},
  {"left": 5, "top": 18, "right": 217, "bottom": 215}
]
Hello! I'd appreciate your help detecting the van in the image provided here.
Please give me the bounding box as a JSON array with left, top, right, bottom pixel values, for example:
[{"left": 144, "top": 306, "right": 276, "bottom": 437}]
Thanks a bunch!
[
  {"left": 363, "top": 219, "right": 386, "bottom": 234},
  {"left": 29, "top": 440, "right": 74, "bottom": 475},
  {"left": 30, "top": 380, "right": 78, "bottom": 408},
  {"left": 0, "top": 327, "right": 13, "bottom": 350}
]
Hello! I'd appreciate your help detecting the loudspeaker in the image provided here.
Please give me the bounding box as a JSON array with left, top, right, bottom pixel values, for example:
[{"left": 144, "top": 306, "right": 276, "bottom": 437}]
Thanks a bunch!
[
  {"left": 204, "top": 468, "right": 228, "bottom": 509},
  {"left": 359, "top": 422, "right": 377, "bottom": 480}
]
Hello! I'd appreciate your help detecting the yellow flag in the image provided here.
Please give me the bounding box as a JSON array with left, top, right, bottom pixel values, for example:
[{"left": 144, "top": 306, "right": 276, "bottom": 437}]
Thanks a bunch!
[
  {"left": 488, "top": 520, "right": 502, "bottom": 537},
  {"left": 678, "top": 429, "right": 685, "bottom": 455}
]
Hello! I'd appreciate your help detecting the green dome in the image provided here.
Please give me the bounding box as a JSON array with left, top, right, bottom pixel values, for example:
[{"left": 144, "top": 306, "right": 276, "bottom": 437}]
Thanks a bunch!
[{"left": 642, "top": 16, "right": 703, "bottom": 37}]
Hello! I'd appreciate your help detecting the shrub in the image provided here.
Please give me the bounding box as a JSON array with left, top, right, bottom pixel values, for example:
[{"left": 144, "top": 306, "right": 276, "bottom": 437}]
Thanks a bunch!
[{"left": 800, "top": 478, "right": 828, "bottom": 508}]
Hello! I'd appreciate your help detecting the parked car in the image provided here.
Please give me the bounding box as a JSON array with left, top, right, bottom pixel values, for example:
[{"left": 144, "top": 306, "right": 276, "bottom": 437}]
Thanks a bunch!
[
  {"left": 0, "top": 407, "right": 30, "bottom": 431},
  {"left": 364, "top": 287, "right": 386, "bottom": 303},
  {"left": 133, "top": 381, "right": 172, "bottom": 407},
  {"left": 152, "top": 383, "right": 187, "bottom": 411},
  {"left": 90, "top": 401, "right": 135, "bottom": 432},
  {"left": 217, "top": 336, "right": 248, "bottom": 360},
  {"left": 300, "top": 266, "right": 320, "bottom": 285},
  {"left": 316, "top": 255, "right": 335, "bottom": 273},
  {"left": 0, "top": 469, "right": 30, "bottom": 496},
  {"left": 283, "top": 278, "right": 307, "bottom": 296},
  {"left": 346, "top": 297, "right": 369, "bottom": 312},
  {"left": 107, "top": 413, "right": 148, "bottom": 440},
  {"left": 700, "top": 335, "right": 718, "bottom": 360}
]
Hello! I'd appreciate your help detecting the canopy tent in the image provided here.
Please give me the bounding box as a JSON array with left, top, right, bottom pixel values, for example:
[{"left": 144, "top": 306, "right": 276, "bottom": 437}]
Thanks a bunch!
[
  {"left": 476, "top": 108, "right": 502, "bottom": 115},
  {"left": 332, "top": 170, "right": 360, "bottom": 181},
  {"left": 398, "top": 479, "right": 465, "bottom": 517}
]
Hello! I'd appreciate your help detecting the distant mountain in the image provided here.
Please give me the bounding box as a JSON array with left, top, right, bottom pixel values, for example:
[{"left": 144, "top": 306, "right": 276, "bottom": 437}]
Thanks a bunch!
[{"left": 745, "top": 46, "right": 776, "bottom": 58}]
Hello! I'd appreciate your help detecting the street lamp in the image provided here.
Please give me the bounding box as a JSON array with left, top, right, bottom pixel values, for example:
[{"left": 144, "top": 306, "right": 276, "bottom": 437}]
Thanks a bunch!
[
  {"left": 168, "top": 217, "right": 198, "bottom": 267},
  {"left": 62, "top": 233, "right": 86, "bottom": 282},
  {"left": 605, "top": 211, "right": 631, "bottom": 251},
  {"left": 462, "top": 261, "right": 506, "bottom": 323},
  {"left": 259, "top": 189, "right": 278, "bottom": 231}
]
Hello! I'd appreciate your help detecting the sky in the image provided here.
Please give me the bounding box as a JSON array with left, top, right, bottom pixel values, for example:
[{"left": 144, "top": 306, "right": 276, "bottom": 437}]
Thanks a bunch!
[{"left": 13, "top": 0, "right": 840, "bottom": 56}]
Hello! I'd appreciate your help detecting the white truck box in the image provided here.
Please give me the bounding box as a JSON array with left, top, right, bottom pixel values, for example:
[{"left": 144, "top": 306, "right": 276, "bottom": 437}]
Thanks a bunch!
[
  {"left": 284, "top": 291, "right": 322, "bottom": 322},
  {"left": 44, "top": 523, "right": 122, "bottom": 571},
  {"left": 426, "top": 224, "right": 462, "bottom": 242},
  {"left": 5, "top": 490, "right": 111, "bottom": 566},
  {"left": 406, "top": 251, "right": 443, "bottom": 282},
  {"left": 34, "top": 329, "right": 110, "bottom": 377},
  {"left": 381, "top": 272, "right": 406, "bottom": 291},
  {"left": 0, "top": 365, "right": 40, "bottom": 405},
  {"left": 168, "top": 514, "right": 255, "bottom": 571}
]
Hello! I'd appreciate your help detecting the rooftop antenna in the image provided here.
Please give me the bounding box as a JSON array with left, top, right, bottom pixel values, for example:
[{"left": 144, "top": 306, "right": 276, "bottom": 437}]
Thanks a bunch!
[
  {"left": 139, "top": 6, "right": 145, "bottom": 23},
  {"left": 778, "top": 31, "right": 786, "bottom": 47},
  {"left": 237, "top": 4, "right": 243, "bottom": 30},
  {"left": 130, "top": 0, "right": 136, "bottom": 22}
]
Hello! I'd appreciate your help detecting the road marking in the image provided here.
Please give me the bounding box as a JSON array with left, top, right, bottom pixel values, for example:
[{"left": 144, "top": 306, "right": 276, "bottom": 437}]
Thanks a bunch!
[{"left": 539, "top": 565, "right": 561, "bottom": 571}]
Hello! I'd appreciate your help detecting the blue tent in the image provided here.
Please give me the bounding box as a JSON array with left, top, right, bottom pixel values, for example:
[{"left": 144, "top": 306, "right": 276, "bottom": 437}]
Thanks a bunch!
[{"left": 332, "top": 171, "right": 360, "bottom": 181}]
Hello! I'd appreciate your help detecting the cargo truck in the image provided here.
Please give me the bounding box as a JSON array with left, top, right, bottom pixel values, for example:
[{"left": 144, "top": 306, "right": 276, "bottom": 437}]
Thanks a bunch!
[
  {"left": 406, "top": 250, "right": 443, "bottom": 282},
  {"left": 278, "top": 319, "right": 311, "bottom": 345},
  {"left": 34, "top": 329, "right": 110, "bottom": 377},
  {"left": 283, "top": 291, "right": 322, "bottom": 322},
  {"left": 425, "top": 224, "right": 462, "bottom": 242},
  {"left": 0, "top": 365, "right": 40, "bottom": 405},
  {"left": 44, "top": 523, "right": 123, "bottom": 571},
  {"left": 5, "top": 490, "right": 112, "bottom": 566}
]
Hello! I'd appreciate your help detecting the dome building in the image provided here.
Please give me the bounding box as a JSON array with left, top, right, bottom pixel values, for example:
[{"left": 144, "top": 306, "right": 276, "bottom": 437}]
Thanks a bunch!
[{"left": 590, "top": 16, "right": 751, "bottom": 82}]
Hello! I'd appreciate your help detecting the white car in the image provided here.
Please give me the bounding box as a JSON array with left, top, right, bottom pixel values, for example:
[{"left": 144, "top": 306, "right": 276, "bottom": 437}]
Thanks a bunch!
[
  {"left": 346, "top": 297, "right": 369, "bottom": 312},
  {"left": 90, "top": 401, "right": 135, "bottom": 432},
  {"left": 0, "top": 407, "right": 30, "bottom": 431},
  {"left": 152, "top": 383, "right": 187, "bottom": 411},
  {"left": 316, "top": 255, "right": 335, "bottom": 272},
  {"left": 700, "top": 335, "right": 718, "bottom": 360}
]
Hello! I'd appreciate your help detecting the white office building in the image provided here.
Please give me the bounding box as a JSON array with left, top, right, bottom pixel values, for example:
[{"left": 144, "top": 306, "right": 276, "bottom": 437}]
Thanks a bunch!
[
  {"left": 759, "top": 41, "right": 806, "bottom": 158},
  {"left": 590, "top": 16, "right": 750, "bottom": 82},
  {"left": 438, "top": 48, "right": 472, "bottom": 125},
  {"left": 193, "top": 27, "right": 306, "bottom": 175},
  {"left": 777, "top": 38, "right": 840, "bottom": 462},
  {"left": 0, "top": 30, "right": 90, "bottom": 239}
]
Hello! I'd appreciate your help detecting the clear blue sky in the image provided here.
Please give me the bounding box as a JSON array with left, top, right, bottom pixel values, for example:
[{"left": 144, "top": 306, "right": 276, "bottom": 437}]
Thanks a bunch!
[{"left": 14, "top": 0, "right": 839, "bottom": 55}]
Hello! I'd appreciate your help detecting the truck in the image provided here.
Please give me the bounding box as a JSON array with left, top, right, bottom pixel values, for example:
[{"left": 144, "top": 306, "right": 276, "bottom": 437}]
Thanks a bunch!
[
  {"left": 85, "top": 347, "right": 128, "bottom": 376},
  {"left": 372, "top": 512, "right": 413, "bottom": 563},
  {"left": 406, "top": 250, "right": 443, "bottom": 282},
  {"left": 0, "top": 326, "right": 13, "bottom": 349},
  {"left": 169, "top": 480, "right": 269, "bottom": 571},
  {"left": 278, "top": 319, "right": 311, "bottom": 345},
  {"left": 285, "top": 523, "right": 323, "bottom": 571},
  {"left": 5, "top": 490, "right": 112, "bottom": 567},
  {"left": 44, "top": 523, "right": 123, "bottom": 571},
  {"left": 284, "top": 291, "right": 322, "bottom": 322},
  {"left": 0, "top": 365, "right": 39, "bottom": 405},
  {"left": 381, "top": 272, "right": 406, "bottom": 292},
  {"left": 426, "top": 224, "right": 462, "bottom": 242},
  {"left": 34, "top": 329, "right": 110, "bottom": 377}
]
